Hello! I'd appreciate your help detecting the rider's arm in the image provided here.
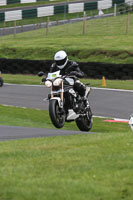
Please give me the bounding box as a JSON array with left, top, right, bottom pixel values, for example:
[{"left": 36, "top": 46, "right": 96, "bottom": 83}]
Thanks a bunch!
[{"left": 69, "top": 62, "right": 84, "bottom": 78}]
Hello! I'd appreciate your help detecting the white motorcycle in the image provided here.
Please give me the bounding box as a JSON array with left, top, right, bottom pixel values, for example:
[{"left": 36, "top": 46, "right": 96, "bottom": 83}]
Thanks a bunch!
[{"left": 38, "top": 70, "right": 93, "bottom": 132}]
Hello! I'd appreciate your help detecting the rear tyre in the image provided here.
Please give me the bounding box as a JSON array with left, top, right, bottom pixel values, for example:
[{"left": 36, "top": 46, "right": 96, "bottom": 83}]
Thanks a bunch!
[
  {"left": 76, "top": 108, "right": 93, "bottom": 131},
  {"left": 49, "top": 99, "right": 65, "bottom": 128}
]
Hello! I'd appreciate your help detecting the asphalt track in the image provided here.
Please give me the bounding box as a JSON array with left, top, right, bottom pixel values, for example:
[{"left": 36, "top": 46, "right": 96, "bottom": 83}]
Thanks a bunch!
[
  {"left": 0, "top": 125, "right": 93, "bottom": 141},
  {"left": 0, "top": 83, "right": 133, "bottom": 141},
  {"left": 0, "top": 83, "right": 133, "bottom": 119}
]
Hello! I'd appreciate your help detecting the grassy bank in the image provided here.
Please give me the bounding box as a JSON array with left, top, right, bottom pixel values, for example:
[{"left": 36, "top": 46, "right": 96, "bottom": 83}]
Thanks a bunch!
[
  {"left": 2, "top": 74, "right": 133, "bottom": 90},
  {"left": 0, "top": 14, "right": 133, "bottom": 64},
  {"left": 0, "top": 104, "right": 132, "bottom": 200}
]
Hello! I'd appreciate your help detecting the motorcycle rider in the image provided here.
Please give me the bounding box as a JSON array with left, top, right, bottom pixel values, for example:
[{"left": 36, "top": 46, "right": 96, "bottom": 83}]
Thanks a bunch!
[
  {"left": 38, "top": 50, "right": 92, "bottom": 130},
  {"left": 50, "top": 50, "right": 87, "bottom": 97}
]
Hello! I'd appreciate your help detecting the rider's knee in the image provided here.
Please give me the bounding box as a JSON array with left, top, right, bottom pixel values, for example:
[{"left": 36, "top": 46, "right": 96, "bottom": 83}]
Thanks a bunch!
[{"left": 74, "top": 81, "right": 86, "bottom": 97}]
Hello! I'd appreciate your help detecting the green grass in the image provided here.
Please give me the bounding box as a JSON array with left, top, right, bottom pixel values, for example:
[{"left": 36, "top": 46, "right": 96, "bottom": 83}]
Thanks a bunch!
[
  {"left": 0, "top": 13, "right": 133, "bottom": 63},
  {"left": 0, "top": 104, "right": 130, "bottom": 132},
  {"left": 0, "top": 132, "right": 132, "bottom": 200},
  {"left": 2, "top": 74, "right": 133, "bottom": 90},
  {"left": 83, "top": 79, "right": 133, "bottom": 90},
  {"left": 0, "top": 104, "right": 132, "bottom": 200},
  {"left": 3, "top": 73, "right": 42, "bottom": 85}
]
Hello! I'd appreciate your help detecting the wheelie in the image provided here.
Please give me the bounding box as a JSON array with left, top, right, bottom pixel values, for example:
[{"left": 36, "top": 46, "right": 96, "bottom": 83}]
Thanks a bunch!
[{"left": 38, "top": 50, "right": 93, "bottom": 131}]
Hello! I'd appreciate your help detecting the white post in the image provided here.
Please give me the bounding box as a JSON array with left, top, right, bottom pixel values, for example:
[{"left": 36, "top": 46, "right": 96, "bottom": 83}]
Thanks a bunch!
[
  {"left": 83, "top": 11, "right": 86, "bottom": 35},
  {"left": 3, "top": 21, "right": 6, "bottom": 36},
  {"left": 14, "top": 20, "right": 16, "bottom": 38},
  {"left": 46, "top": 17, "right": 49, "bottom": 37},
  {"left": 126, "top": 12, "right": 130, "bottom": 35},
  {"left": 114, "top": 4, "right": 117, "bottom": 16}
]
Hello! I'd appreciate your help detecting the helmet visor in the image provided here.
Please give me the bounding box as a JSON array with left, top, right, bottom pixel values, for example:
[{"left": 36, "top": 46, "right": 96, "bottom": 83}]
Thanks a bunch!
[{"left": 55, "top": 56, "right": 67, "bottom": 66}]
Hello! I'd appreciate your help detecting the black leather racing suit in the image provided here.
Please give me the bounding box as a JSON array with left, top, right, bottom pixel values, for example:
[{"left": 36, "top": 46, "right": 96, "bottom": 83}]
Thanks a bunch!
[{"left": 50, "top": 60, "right": 86, "bottom": 97}]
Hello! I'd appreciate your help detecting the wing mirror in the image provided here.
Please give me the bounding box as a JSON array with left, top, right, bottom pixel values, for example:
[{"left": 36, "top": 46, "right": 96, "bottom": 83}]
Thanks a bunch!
[{"left": 38, "top": 71, "right": 44, "bottom": 77}]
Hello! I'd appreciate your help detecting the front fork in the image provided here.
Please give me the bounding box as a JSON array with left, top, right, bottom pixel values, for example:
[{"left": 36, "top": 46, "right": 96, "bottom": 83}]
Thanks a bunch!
[{"left": 50, "top": 81, "right": 64, "bottom": 108}]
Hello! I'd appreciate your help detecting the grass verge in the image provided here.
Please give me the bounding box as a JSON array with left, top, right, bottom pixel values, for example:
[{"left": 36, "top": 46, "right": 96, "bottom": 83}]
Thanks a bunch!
[
  {"left": 2, "top": 74, "right": 133, "bottom": 90},
  {"left": 0, "top": 132, "right": 132, "bottom": 200},
  {"left": 0, "top": 104, "right": 131, "bottom": 132}
]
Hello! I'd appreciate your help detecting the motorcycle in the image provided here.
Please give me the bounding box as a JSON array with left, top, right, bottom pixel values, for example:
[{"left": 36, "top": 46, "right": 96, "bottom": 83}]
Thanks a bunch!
[{"left": 38, "top": 70, "right": 93, "bottom": 132}]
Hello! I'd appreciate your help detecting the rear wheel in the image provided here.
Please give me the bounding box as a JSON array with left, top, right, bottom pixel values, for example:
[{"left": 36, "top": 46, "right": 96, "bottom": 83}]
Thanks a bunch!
[
  {"left": 76, "top": 108, "right": 93, "bottom": 131},
  {"left": 49, "top": 99, "right": 65, "bottom": 128}
]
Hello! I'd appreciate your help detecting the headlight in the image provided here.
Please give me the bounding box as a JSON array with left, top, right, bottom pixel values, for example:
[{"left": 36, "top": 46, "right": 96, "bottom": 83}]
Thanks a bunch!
[
  {"left": 53, "top": 78, "right": 62, "bottom": 86},
  {"left": 45, "top": 80, "right": 52, "bottom": 87}
]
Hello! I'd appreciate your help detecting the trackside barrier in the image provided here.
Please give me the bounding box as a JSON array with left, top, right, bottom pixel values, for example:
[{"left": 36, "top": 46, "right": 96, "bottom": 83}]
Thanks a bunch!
[
  {"left": 0, "top": 0, "right": 47, "bottom": 6},
  {"left": 0, "top": 0, "right": 133, "bottom": 22},
  {"left": 0, "top": 58, "right": 133, "bottom": 79}
]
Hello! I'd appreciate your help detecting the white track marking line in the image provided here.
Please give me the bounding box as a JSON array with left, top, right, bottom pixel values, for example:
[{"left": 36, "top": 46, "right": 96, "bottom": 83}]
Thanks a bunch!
[
  {"left": 92, "top": 87, "right": 133, "bottom": 93},
  {"left": 4, "top": 83, "right": 133, "bottom": 92},
  {"left": 93, "top": 115, "right": 129, "bottom": 121},
  {"left": 4, "top": 83, "right": 44, "bottom": 87}
]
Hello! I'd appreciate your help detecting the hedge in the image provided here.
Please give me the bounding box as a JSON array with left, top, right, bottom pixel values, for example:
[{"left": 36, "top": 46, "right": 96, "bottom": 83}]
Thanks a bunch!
[{"left": 0, "top": 58, "right": 133, "bottom": 80}]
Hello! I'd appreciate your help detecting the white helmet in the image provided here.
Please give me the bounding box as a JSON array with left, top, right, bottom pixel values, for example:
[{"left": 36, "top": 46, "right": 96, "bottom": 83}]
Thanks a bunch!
[{"left": 54, "top": 50, "right": 68, "bottom": 69}]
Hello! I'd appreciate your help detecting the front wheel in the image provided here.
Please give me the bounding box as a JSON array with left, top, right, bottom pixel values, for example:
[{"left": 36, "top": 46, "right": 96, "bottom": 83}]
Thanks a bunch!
[
  {"left": 49, "top": 99, "right": 65, "bottom": 128},
  {"left": 76, "top": 108, "right": 93, "bottom": 132}
]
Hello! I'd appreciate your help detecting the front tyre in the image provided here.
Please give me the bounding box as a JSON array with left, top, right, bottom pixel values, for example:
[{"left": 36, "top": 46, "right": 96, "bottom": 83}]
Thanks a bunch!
[
  {"left": 76, "top": 108, "right": 93, "bottom": 132},
  {"left": 49, "top": 99, "right": 65, "bottom": 128}
]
